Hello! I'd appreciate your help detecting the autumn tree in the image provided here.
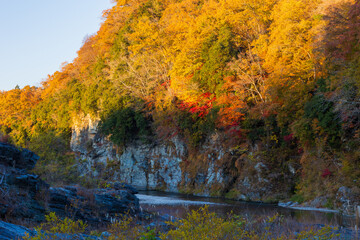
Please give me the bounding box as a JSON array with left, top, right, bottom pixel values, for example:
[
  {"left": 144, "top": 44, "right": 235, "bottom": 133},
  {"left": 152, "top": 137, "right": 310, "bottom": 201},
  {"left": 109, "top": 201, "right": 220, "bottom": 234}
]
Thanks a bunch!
[{"left": 255, "top": 0, "right": 324, "bottom": 126}]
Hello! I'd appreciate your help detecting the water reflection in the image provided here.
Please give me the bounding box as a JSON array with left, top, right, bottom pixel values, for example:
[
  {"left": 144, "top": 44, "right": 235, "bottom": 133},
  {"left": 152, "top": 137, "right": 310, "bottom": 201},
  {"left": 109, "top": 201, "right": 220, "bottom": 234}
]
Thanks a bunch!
[{"left": 137, "top": 190, "right": 355, "bottom": 228}]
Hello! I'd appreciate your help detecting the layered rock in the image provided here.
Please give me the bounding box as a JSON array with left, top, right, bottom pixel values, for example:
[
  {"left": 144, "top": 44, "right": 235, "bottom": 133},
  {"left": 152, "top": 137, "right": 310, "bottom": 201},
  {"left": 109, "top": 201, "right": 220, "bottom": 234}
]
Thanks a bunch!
[
  {"left": 48, "top": 185, "right": 139, "bottom": 224},
  {"left": 0, "top": 142, "right": 140, "bottom": 226},
  {"left": 71, "top": 116, "right": 227, "bottom": 194}
]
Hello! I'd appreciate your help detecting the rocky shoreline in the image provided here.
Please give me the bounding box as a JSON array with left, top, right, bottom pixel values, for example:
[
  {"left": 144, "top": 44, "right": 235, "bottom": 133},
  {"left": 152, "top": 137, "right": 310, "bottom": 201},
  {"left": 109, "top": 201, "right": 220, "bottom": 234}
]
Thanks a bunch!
[
  {"left": 0, "top": 142, "right": 358, "bottom": 239},
  {"left": 70, "top": 115, "right": 360, "bottom": 216},
  {"left": 0, "top": 142, "right": 144, "bottom": 239}
]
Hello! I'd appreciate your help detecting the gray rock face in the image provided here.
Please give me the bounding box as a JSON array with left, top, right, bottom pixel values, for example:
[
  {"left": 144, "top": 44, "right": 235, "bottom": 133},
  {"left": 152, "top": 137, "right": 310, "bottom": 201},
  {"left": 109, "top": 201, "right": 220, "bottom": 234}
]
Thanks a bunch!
[
  {"left": 71, "top": 115, "right": 229, "bottom": 195},
  {"left": 71, "top": 114, "right": 187, "bottom": 192},
  {"left": 70, "top": 114, "right": 292, "bottom": 201},
  {"left": 335, "top": 186, "right": 360, "bottom": 214},
  {"left": 116, "top": 140, "right": 185, "bottom": 191}
]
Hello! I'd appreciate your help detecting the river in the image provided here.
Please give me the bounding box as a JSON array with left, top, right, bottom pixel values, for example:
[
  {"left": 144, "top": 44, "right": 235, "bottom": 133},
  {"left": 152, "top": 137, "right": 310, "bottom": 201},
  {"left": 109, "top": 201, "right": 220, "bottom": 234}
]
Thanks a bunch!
[{"left": 137, "top": 190, "right": 355, "bottom": 229}]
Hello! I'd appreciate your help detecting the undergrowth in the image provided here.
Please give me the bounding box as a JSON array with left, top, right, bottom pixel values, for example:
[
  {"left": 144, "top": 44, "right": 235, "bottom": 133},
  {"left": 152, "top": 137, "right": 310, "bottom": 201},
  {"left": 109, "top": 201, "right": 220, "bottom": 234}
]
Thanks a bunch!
[{"left": 23, "top": 206, "right": 341, "bottom": 240}]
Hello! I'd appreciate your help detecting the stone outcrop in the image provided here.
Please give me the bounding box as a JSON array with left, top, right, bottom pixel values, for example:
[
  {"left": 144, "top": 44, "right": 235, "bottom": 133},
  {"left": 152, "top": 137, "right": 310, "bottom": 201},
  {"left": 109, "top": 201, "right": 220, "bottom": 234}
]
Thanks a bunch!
[
  {"left": 0, "top": 143, "right": 49, "bottom": 222},
  {"left": 0, "top": 142, "right": 39, "bottom": 170},
  {"left": 71, "top": 114, "right": 187, "bottom": 192},
  {"left": 72, "top": 114, "right": 360, "bottom": 211},
  {"left": 48, "top": 185, "right": 139, "bottom": 224},
  {"left": 0, "top": 142, "right": 140, "bottom": 225},
  {"left": 71, "top": 115, "right": 229, "bottom": 194},
  {"left": 70, "top": 114, "right": 289, "bottom": 201}
]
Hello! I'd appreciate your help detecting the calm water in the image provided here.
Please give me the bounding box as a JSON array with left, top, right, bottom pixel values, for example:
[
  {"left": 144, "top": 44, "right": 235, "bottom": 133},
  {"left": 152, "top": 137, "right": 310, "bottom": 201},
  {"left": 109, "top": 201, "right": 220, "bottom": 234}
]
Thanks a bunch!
[{"left": 137, "top": 190, "right": 356, "bottom": 228}]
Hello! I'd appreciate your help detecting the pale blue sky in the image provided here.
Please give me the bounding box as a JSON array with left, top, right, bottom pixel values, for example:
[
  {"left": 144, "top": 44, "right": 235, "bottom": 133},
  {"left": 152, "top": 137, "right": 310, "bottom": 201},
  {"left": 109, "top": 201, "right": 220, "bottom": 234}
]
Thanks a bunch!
[{"left": 0, "top": 0, "right": 115, "bottom": 91}]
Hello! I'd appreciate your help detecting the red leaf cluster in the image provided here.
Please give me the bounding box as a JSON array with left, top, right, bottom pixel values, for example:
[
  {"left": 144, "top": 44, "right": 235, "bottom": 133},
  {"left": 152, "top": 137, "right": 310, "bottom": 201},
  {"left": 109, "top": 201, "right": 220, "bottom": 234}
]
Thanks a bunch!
[
  {"left": 160, "top": 79, "right": 171, "bottom": 88},
  {"left": 177, "top": 93, "right": 216, "bottom": 118},
  {"left": 321, "top": 168, "right": 332, "bottom": 178}
]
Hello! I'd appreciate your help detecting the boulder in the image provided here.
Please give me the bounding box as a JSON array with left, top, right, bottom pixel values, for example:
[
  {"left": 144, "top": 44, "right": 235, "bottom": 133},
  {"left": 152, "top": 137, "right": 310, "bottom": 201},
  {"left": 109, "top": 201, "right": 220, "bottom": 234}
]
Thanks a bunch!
[
  {"left": 48, "top": 186, "right": 139, "bottom": 224},
  {"left": 0, "top": 220, "right": 34, "bottom": 240}
]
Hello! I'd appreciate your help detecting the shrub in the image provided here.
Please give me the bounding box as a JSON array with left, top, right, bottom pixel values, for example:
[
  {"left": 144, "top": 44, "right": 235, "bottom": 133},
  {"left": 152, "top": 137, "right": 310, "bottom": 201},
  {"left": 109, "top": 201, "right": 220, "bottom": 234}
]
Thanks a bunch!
[
  {"left": 160, "top": 206, "right": 245, "bottom": 240},
  {"left": 0, "top": 133, "right": 10, "bottom": 143},
  {"left": 29, "top": 130, "right": 79, "bottom": 185},
  {"left": 23, "top": 212, "right": 87, "bottom": 240},
  {"left": 106, "top": 215, "right": 142, "bottom": 240},
  {"left": 294, "top": 94, "right": 342, "bottom": 148},
  {"left": 23, "top": 209, "right": 340, "bottom": 240},
  {"left": 160, "top": 206, "right": 339, "bottom": 240},
  {"left": 291, "top": 193, "right": 305, "bottom": 204},
  {"left": 176, "top": 107, "right": 218, "bottom": 147}
]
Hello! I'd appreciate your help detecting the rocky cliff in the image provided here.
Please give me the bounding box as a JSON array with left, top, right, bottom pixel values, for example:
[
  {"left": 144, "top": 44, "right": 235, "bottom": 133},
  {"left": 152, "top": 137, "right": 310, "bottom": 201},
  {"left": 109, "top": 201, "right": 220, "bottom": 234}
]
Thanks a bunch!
[
  {"left": 70, "top": 114, "right": 295, "bottom": 202},
  {"left": 71, "top": 114, "right": 186, "bottom": 192}
]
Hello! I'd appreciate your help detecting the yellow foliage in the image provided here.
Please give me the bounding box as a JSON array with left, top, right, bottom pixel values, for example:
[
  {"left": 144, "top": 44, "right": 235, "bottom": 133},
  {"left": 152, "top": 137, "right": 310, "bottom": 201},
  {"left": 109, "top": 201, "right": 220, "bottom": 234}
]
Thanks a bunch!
[
  {"left": 256, "top": 0, "right": 323, "bottom": 94},
  {"left": 160, "top": 206, "right": 246, "bottom": 240}
]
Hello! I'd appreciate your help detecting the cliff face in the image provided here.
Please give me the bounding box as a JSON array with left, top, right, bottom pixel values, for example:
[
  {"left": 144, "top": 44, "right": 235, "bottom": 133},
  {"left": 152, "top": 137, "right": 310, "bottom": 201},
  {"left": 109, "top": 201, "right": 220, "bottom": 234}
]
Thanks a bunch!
[
  {"left": 70, "top": 114, "right": 288, "bottom": 201},
  {"left": 69, "top": 114, "right": 360, "bottom": 214},
  {"left": 71, "top": 114, "right": 186, "bottom": 192},
  {"left": 70, "top": 114, "right": 231, "bottom": 194}
]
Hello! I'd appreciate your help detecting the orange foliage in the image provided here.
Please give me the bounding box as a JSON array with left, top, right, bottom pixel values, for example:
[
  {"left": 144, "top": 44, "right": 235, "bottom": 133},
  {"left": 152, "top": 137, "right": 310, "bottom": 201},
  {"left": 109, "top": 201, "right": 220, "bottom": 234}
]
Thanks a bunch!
[
  {"left": 216, "top": 76, "right": 246, "bottom": 127},
  {"left": 0, "top": 86, "right": 41, "bottom": 129}
]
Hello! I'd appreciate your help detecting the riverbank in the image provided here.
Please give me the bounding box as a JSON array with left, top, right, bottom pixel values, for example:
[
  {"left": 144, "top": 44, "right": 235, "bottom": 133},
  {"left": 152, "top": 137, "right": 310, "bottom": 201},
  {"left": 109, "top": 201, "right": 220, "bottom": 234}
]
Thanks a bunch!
[
  {"left": 136, "top": 190, "right": 356, "bottom": 229},
  {"left": 2, "top": 203, "right": 357, "bottom": 240}
]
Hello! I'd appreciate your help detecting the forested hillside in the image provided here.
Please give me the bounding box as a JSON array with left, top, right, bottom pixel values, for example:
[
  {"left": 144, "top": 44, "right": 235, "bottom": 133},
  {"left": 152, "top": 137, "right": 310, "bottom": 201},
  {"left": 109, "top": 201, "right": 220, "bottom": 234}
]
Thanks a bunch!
[{"left": 1, "top": 0, "right": 360, "bottom": 208}]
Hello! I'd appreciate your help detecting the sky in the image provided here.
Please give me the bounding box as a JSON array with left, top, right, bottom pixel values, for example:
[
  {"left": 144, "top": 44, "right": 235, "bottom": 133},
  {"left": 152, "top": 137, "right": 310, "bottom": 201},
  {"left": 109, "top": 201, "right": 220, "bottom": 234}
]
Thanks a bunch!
[{"left": 0, "top": 0, "right": 115, "bottom": 91}]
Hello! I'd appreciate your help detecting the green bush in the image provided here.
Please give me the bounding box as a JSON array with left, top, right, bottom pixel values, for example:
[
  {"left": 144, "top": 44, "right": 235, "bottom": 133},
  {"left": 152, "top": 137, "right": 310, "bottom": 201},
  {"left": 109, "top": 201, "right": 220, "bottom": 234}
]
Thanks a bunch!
[
  {"left": 176, "top": 107, "right": 218, "bottom": 147},
  {"left": 294, "top": 94, "right": 342, "bottom": 148},
  {"left": 29, "top": 130, "right": 79, "bottom": 185},
  {"left": 242, "top": 118, "right": 266, "bottom": 142},
  {"left": 291, "top": 193, "right": 305, "bottom": 204}
]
